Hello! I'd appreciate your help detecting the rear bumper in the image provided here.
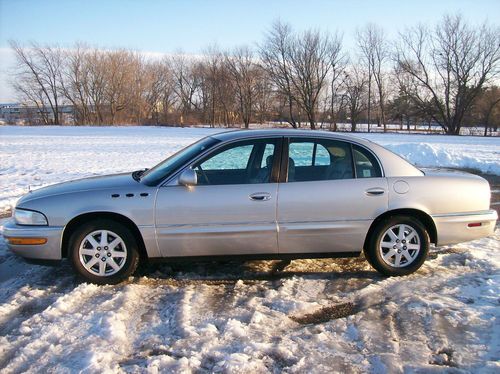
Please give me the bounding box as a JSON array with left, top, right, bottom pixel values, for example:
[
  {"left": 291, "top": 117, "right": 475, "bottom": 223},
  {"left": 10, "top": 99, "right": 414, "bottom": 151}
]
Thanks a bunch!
[
  {"left": 432, "top": 210, "right": 498, "bottom": 246},
  {"left": 0, "top": 218, "right": 63, "bottom": 260}
]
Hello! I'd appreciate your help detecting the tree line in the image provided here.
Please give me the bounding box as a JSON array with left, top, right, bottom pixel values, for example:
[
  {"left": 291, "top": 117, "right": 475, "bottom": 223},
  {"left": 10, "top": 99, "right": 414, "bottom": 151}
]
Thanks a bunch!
[{"left": 9, "top": 14, "right": 500, "bottom": 135}]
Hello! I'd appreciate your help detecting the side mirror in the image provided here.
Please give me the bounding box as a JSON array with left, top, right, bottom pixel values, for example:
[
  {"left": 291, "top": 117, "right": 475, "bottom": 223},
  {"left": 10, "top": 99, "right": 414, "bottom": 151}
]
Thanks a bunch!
[{"left": 178, "top": 168, "right": 197, "bottom": 187}]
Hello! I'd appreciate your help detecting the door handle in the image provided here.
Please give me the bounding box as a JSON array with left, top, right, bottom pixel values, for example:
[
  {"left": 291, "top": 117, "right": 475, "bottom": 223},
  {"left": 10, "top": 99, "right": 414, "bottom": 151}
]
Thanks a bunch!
[
  {"left": 249, "top": 192, "right": 272, "bottom": 201},
  {"left": 365, "top": 188, "right": 385, "bottom": 196}
]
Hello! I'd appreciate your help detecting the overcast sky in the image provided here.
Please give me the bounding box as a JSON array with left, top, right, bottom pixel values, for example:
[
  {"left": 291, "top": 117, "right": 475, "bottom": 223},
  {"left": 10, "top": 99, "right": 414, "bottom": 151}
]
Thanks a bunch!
[{"left": 1, "top": 0, "right": 499, "bottom": 102}]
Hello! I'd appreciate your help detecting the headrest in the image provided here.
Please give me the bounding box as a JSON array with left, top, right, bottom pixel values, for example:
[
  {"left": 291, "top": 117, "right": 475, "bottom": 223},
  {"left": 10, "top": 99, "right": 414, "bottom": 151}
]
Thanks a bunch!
[
  {"left": 266, "top": 154, "right": 274, "bottom": 168},
  {"left": 327, "top": 146, "right": 346, "bottom": 158}
]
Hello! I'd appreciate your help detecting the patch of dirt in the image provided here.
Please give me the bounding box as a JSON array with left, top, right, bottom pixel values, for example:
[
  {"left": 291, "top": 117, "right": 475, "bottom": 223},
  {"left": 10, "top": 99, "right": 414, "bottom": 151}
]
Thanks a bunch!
[
  {"left": 428, "top": 246, "right": 468, "bottom": 260},
  {"left": 429, "top": 348, "right": 458, "bottom": 367},
  {"left": 0, "top": 210, "right": 11, "bottom": 219},
  {"left": 290, "top": 302, "right": 358, "bottom": 324},
  {"left": 119, "top": 347, "right": 184, "bottom": 369}
]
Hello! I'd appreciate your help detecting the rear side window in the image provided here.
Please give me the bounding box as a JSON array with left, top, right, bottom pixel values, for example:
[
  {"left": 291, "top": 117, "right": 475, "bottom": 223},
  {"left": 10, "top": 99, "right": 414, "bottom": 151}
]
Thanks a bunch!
[
  {"left": 353, "top": 145, "right": 382, "bottom": 178},
  {"left": 288, "top": 138, "right": 354, "bottom": 182}
]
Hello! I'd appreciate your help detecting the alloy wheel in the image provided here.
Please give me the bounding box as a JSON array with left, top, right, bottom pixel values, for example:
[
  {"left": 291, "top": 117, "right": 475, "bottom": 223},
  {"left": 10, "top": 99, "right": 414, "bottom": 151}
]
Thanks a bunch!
[
  {"left": 379, "top": 224, "right": 421, "bottom": 268},
  {"left": 78, "top": 229, "right": 127, "bottom": 276}
]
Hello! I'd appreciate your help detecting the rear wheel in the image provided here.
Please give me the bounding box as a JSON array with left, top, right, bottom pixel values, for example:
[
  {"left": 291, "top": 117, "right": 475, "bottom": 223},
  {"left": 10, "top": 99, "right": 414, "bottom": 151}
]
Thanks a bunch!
[
  {"left": 68, "top": 219, "right": 140, "bottom": 284},
  {"left": 364, "top": 215, "right": 429, "bottom": 276}
]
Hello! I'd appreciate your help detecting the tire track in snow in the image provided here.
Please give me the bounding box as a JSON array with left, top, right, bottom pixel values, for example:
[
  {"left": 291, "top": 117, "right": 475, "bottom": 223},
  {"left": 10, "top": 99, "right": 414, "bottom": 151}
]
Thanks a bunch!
[
  {"left": 338, "top": 233, "right": 500, "bottom": 372},
  {"left": 0, "top": 283, "right": 163, "bottom": 373},
  {"left": 0, "top": 283, "right": 105, "bottom": 372},
  {"left": 0, "top": 225, "right": 498, "bottom": 372}
]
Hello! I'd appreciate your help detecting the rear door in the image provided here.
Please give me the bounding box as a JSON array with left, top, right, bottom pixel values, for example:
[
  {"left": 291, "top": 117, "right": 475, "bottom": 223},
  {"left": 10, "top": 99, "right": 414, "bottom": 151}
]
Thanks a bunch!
[{"left": 277, "top": 137, "right": 388, "bottom": 254}]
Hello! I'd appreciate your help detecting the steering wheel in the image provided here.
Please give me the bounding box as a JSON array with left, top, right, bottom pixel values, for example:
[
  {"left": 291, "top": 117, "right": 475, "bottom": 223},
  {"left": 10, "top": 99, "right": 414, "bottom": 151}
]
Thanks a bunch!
[{"left": 196, "top": 165, "right": 210, "bottom": 184}]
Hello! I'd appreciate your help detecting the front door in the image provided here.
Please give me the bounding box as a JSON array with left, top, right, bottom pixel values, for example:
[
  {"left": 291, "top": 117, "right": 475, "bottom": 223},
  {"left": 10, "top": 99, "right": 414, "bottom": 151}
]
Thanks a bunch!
[
  {"left": 155, "top": 137, "right": 281, "bottom": 257},
  {"left": 277, "top": 137, "right": 388, "bottom": 254}
]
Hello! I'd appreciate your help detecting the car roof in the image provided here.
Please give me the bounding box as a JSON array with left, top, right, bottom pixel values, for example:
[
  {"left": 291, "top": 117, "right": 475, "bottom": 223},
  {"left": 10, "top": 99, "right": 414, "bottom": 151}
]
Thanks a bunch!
[{"left": 211, "top": 128, "right": 374, "bottom": 146}]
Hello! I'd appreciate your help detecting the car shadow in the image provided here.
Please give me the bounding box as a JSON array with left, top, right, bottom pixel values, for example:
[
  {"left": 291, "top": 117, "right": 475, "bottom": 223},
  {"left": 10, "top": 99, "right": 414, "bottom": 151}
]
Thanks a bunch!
[{"left": 134, "top": 257, "right": 381, "bottom": 284}]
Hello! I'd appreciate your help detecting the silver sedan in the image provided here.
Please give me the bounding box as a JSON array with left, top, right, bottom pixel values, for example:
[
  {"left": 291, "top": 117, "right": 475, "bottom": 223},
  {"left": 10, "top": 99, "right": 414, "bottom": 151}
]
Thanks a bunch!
[{"left": 2, "top": 130, "right": 497, "bottom": 284}]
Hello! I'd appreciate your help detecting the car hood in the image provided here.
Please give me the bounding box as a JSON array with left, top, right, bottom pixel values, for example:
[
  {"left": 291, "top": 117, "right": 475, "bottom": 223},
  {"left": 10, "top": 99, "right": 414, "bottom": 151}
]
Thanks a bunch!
[{"left": 17, "top": 173, "right": 137, "bottom": 205}]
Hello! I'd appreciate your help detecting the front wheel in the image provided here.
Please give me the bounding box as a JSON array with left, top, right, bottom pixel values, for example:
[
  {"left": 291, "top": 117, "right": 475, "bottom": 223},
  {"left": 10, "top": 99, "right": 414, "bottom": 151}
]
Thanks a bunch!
[
  {"left": 364, "top": 216, "right": 429, "bottom": 276},
  {"left": 68, "top": 219, "right": 140, "bottom": 284}
]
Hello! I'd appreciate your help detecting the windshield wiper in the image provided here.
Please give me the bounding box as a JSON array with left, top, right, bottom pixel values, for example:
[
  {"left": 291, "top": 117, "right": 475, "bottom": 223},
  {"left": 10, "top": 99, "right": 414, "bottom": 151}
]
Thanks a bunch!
[{"left": 132, "top": 168, "right": 148, "bottom": 182}]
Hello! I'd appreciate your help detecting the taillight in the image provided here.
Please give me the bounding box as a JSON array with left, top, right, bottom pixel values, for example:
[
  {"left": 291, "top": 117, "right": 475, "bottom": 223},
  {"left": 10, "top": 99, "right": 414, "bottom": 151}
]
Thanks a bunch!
[{"left": 468, "top": 222, "right": 482, "bottom": 228}]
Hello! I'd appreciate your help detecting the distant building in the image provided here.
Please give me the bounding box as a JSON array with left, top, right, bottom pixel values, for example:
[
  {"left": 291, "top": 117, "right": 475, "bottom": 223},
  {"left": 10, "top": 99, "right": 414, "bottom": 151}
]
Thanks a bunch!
[{"left": 0, "top": 103, "right": 75, "bottom": 125}]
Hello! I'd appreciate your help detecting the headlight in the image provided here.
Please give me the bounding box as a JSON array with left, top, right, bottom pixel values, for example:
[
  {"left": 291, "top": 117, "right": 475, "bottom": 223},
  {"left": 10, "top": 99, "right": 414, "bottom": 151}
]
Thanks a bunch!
[{"left": 14, "top": 208, "right": 48, "bottom": 226}]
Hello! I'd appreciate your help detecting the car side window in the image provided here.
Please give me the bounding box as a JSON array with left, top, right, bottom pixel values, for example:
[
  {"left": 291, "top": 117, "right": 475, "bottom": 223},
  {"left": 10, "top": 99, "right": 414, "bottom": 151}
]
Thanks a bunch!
[
  {"left": 193, "top": 138, "right": 278, "bottom": 185},
  {"left": 201, "top": 144, "right": 253, "bottom": 170},
  {"left": 288, "top": 142, "right": 314, "bottom": 166},
  {"left": 314, "top": 144, "right": 330, "bottom": 166},
  {"left": 288, "top": 138, "right": 354, "bottom": 182},
  {"left": 353, "top": 145, "right": 382, "bottom": 178}
]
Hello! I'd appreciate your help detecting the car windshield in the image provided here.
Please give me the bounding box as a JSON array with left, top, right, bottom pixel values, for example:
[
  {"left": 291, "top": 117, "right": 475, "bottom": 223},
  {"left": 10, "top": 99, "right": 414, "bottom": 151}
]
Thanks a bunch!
[{"left": 140, "top": 136, "right": 220, "bottom": 186}]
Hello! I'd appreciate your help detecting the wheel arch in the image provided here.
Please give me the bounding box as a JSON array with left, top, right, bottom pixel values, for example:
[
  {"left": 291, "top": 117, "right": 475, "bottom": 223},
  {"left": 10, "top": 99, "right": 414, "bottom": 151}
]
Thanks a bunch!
[
  {"left": 61, "top": 211, "right": 148, "bottom": 260},
  {"left": 364, "top": 208, "right": 437, "bottom": 249}
]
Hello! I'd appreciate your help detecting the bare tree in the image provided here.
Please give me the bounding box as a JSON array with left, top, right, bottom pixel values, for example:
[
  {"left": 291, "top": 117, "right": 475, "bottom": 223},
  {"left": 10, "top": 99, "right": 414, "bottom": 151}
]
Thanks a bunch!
[
  {"left": 103, "top": 50, "right": 137, "bottom": 125},
  {"left": 10, "top": 41, "right": 64, "bottom": 124},
  {"left": 357, "top": 24, "right": 389, "bottom": 131},
  {"left": 288, "top": 29, "right": 344, "bottom": 129},
  {"left": 83, "top": 49, "right": 107, "bottom": 124},
  {"left": 343, "top": 66, "right": 368, "bottom": 132},
  {"left": 142, "top": 59, "right": 175, "bottom": 124},
  {"left": 395, "top": 15, "right": 500, "bottom": 134},
  {"left": 60, "top": 43, "right": 93, "bottom": 124},
  {"left": 199, "top": 46, "right": 236, "bottom": 127},
  {"left": 9, "top": 16, "right": 499, "bottom": 131},
  {"left": 325, "top": 53, "right": 348, "bottom": 131},
  {"left": 260, "top": 21, "right": 298, "bottom": 128},
  {"left": 171, "top": 54, "right": 202, "bottom": 125},
  {"left": 225, "top": 46, "right": 259, "bottom": 128},
  {"left": 253, "top": 67, "right": 273, "bottom": 124},
  {"left": 260, "top": 22, "right": 344, "bottom": 130}
]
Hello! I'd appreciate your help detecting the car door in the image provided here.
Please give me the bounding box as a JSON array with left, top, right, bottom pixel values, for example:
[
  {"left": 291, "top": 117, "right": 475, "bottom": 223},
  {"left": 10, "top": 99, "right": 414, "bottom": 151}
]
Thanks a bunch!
[
  {"left": 155, "top": 137, "right": 281, "bottom": 257},
  {"left": 277, "top": 137, "right": 388, "bottom": 254}
]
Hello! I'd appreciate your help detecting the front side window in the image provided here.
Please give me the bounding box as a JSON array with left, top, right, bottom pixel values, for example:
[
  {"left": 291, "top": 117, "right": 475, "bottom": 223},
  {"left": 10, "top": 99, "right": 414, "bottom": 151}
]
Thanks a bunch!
[
  {"left": 141, "top": 136, "right": 220, "bottom": 186},
  {"left": 288, "top": 138, "right": 354, "bottom": 182},
  {"left": 201, "top": 144, "right": 254, "bottom": 170},
  {"left": 193, "top": 138, "right": 279, "bottom": 185}
]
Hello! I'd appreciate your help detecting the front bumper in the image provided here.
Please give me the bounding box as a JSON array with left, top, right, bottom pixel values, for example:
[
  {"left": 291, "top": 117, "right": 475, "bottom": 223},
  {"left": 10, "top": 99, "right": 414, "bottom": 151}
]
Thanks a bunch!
[
  {"left": 1, "top": 218, "right": 64, "bottom": 260},
  {"left": 432, "top": 210, "right": 498, "bottom": 246}
]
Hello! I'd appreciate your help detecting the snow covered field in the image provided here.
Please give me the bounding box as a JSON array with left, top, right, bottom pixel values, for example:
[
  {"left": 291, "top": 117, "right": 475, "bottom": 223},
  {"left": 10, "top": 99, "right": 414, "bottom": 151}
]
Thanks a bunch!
[
  {"left": 0, "top": 125, "right": 499, "bottom": 213},
  {"left": 0, "top": 125, "right": 499, "bottom": 372},
  {"left": 0, "top": 225, "right": 498, "bottom": 372}
]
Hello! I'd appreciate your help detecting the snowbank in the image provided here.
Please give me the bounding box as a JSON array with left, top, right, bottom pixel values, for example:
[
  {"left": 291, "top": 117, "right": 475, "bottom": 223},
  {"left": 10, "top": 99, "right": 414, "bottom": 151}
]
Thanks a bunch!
[{"left": 362, "top": 133, "right": 500, "bottom": 176}]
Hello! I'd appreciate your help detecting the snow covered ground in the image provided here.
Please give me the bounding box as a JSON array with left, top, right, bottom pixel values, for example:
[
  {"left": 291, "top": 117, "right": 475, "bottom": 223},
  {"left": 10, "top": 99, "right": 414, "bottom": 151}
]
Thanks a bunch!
[
  {"left": 0, "top": 223, "right": 498, "bottom": 373},
  {"left": 0, "top": 125, "right": 499, "bottom": 213},
  {"left": 0, "top": 125, "right": 499, "bottom": 372}
]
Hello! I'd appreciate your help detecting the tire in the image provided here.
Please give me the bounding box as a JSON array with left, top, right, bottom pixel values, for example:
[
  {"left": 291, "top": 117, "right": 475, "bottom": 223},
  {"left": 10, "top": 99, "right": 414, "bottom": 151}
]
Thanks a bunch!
[
  {"left": 364, "top": 215, "right": 429, "bottom": 276},
  {"left": 68, "top": 219, "right": 140, "bottom": 284}
]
